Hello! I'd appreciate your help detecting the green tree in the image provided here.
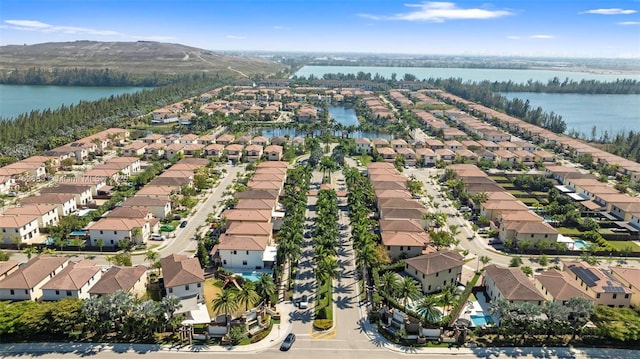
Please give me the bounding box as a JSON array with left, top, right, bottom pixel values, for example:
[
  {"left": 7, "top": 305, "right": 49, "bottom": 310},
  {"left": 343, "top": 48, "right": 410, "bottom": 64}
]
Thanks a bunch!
[
  {"left": 96, "top": 238, "right": 105, "bottom": 252},
  {"left": 539, "top": 254, "right": 549, "bottom": 267},
  {"left": 415, "top": 295, "right": 442, "bottom": 326},
  {"left": 510, "top": 256, "right": 523, "bottom": 267},
  {"left": 212, "top": 288, "right": 239, "bottom": 322},
  {"left": 145, "top": 250, "right": 158, "bottom": 269},
  {"left": 23, "top": 246, "right": 37, "bottom": 260},
  {"left": 398, "top": 277, "right": 421, "bottom": 312},
  {"left": 236, "top": 280, "right": 260, "bottom": 312},
  {"left": 255, "top": 273, "right": 276, "bottom": 304}
]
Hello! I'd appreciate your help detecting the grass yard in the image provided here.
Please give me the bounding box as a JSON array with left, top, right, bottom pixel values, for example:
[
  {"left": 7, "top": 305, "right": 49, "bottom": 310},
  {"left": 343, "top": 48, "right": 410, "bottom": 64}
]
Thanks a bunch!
[
  {"left": 519, "top": 197, "right": 540, "bottom": 205},
  {"left": 489, "top": 176, "right": 510, "bottom": 183},
  {"left": 608, "top": 241, "right": 640, "bottom": 252},
  {"left": 556, "top": 227, "right": 584, "bottom": 236},
  {"left": 507, "top": 190, "right": 529, "bottom": 197},
  {"left": 499, "top": 183, "right": 515, "bottom": 189}
]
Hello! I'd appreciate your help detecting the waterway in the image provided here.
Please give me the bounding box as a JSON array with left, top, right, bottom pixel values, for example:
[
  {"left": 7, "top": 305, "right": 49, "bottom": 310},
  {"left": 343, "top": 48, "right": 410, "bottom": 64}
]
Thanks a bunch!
[
  {"left": 254, "top": 105, "right": 393, "bottom": 140},
  {"left": 0, "top": 84, "right": 148, "bottom": 120},
  {"left": 294, "top": 65, "right": 640, "bottom": 83},
  {"left": 501, "top": 92, "right": 640, "bottom": 137}
]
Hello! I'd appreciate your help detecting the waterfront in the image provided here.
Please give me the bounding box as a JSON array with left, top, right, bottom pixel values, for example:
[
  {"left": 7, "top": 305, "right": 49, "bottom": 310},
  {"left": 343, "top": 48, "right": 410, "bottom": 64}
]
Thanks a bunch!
[
  {"left": 294, "top": 65, "right": 640, "bottom": 83},
  {"left": 501, "top": 92, "right": 640, "bottom": 137},
  {"left": 0, "top": 84, "right": 147, "bottom": 120}
]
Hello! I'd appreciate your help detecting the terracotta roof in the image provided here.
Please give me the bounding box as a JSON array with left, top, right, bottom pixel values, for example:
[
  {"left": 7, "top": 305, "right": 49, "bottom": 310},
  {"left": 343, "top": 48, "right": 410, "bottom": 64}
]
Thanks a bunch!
[
  {"left": 536, "top": 269, "right": 594, "bottom": 301},
  {"left": 375, "top": 189, "right": 412, "bottom": 199},
  {"left": 89, "top": 265, "right": 147, "bottom": 295},
  {"left": 21, "top": 193, "right": 74, "bottom": 205},
  {"left": 405, "top": 250, "right": 464, "bottom": 276},
  {"left": 41, "top": 260, "right": 102, "bottom": 291},
  {"left": 0, "top": 260, "right": 20, "bottom": 277},
  {"left": 512, "top": 221, "right": 558, "bottom": 234},
  {"left": 161, "top": 254, "right": 204, "bottom": 287},
  {"left": 256, "top": 161, "right": 288, "bottom": 168},
  {"left": 609, "top": 266, "right": 640, "bottom": 292},
  {"left": 379, "top": 219, "right": 424, "bottom": 233},
  {"left": 378, "top": 198, "right": 424, "bottom": 209},
  {"left": 234, "top": 198, "right": 276, "bottom": 210},
  {"left": 87, "top": 217, "right": 148, "bottom": 231},
  {"left": 0, "top": 256, "right": 69, "bottom": 289},
  {"left": 226, "top": 221, "right": 273, "bottom": 236},
  {"left": 0, "top": 215, "right": 39, "bottom": 228},
  {"left": 380, "top": 207, "right": 428, "bottom": 220},
  {"left": 235, "top": 190, "right": 279, "bottom": 200},
  {"left": 213, "top": 234, "right": 269, "bottom": 252},
  {"left": 484, "top": 264, "right": 545, "bottom": 302},
  {"left": 221, "top": 209, "right": 271, "bottom": 222},
  {"left": 3, "top": 204, "right": 57, "bottom": 217},
  {"left": 381, "top": 231, "right": 431, "bottom": 247}
]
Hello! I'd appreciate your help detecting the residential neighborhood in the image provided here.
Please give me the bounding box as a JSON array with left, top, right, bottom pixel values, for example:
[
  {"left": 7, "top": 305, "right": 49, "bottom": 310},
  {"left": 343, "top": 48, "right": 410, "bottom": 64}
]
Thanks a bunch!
[{"left": 1, "top": 79, "right": 639, "bottom": 353}]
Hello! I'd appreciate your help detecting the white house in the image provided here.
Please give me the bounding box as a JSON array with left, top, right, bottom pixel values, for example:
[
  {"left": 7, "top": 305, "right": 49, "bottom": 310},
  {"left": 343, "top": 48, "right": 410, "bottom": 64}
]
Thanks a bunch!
[
  {"left": 211, "top": 234, "right": 271, "bottom": 270},
  {"left": 40, "top": 184, "right": 93, "bottom": 207},
  {"left": 41, "top": 260, "right": 102, "bottom": 301},
  {"left": 87, "top": 218, "right": 151, "bottom": 247},
  {"left": 21, "top": 193, "right": 77, "bottom": 216},
  {"left": 0, "top": 256, "right": 70, "bottom": 301},
  {"left": 0, "top": 215, "right": 40, "bottom": 243},
  {"left": 161, "top": 254, "right": 205, "bottom": 302},
  {"left": 2, "top": 204, "right": 60, "bottom": 228}
]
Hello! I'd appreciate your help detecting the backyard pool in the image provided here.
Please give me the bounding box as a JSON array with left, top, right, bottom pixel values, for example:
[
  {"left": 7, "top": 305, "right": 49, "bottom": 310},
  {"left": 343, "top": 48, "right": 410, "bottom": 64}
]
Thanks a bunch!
[
  {"left": 573, "top": 239, "right": 590, "bottom": 250},
  {"left": 470, "top": 314, "right": 493, "bottom": 327},
  {"left": 236, "top": 271, "right": 266, "bottom": 282}
]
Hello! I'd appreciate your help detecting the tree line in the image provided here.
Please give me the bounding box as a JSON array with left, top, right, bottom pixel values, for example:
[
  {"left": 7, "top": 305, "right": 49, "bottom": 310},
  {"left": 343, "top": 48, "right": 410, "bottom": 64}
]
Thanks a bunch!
[
  {"left": 0, "top": 75, "right": 228, "bottom": 159},
  {"left": 485, "top": 77, "right": 640, "bottom": 94},
  {"left": 0, "top": 67, "right": 212, "bottom": 87}
]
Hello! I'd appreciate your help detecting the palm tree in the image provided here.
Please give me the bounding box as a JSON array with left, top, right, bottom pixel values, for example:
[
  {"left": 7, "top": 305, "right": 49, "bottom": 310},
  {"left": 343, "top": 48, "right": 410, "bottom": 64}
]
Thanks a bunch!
[
  {"left": 438, "top": 285, "right": 460, "bottom": 316},
  {"left": 479, "top": 255, "right": 491, "bottom": 271},
  {"left": 398, "top": 277, "right": 421, "bottom": 312},
  {"left": 23, "top": 246, "right": 37, "bottom": 260},
  {"left": 256, "top": 273, "right": 276, "bottom": 304},
  {"left": 236, "top": 281, "right": 260, "bottom": 312},
  {"left": 96, "top": 238, "right": 105, "bottom": 252},
  {"left": 316, "top": 255, "right": 339, "bottom": 285},
  {"left": 415, "top": 295, "right": 442, "bottom": 326},
  {"left": 379, "top": 271, "right": 399, "bottom": 304},
  {"left": 212, "top": 288, "right": 239, "bottom": 323},
  {"left": 145, "top": 250, "right": 158, "bottom": 269}
]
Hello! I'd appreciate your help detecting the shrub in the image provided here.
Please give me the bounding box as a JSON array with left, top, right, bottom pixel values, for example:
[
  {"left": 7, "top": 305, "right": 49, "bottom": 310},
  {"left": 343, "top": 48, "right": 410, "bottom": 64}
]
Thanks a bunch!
[
  {"left": 316, "top": 307, "right": 328, "bottom": 320},
  {"left": 313, "top": 319, "right": 333, "bottom": 331}
]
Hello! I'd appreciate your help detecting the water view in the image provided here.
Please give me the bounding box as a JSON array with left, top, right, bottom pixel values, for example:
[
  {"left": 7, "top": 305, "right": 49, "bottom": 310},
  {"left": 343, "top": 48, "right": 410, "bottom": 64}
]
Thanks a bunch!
[
  {"left": 294, "top": 65, "right": 640, "bottom": 83},
  {"left": 501, "top": 92, "right": 640, "bottom": 137},
  {"left": 254, "top": 105, "right": 393, "bottom": 140},
  {"left": 0, "top": 84, "right": 148, "bottom": 120}
]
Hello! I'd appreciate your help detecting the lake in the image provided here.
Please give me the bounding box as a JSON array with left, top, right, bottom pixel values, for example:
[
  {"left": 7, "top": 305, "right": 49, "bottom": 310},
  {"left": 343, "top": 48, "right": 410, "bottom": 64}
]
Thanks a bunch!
[
  {"left": 0, "top": 84, "right": 148, "bottom": 120},
  {"left": 294, "top": 65, "right": 640, "bottom": 83},
  {"left": 295, "top": 66, "right": 640, "bottom": 137},
  {"left": 254, "top": 105, "right": 393, "bottom": 140},
  {"left": 501, "top": 92, "right": 640, "bottom": 137}
]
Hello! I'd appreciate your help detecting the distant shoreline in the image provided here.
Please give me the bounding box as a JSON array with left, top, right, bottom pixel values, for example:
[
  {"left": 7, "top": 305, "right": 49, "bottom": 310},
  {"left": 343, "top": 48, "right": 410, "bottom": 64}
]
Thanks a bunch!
[{"left": 531, "top": 66, "right": 640, "bottom": 76}]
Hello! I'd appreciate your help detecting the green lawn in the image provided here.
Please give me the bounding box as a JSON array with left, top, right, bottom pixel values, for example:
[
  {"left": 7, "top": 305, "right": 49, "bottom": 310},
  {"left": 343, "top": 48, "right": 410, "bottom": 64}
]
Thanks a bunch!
[
  {"left": 608, "top": 241, "right": 640, "bottom": 252},
  {"left": 506, "top": 190, "right": 529, "bottom": 197},
  {"left": 556, "top": 227, "right": 583, "bottom": 236},
  {"left": 489, "top": 176, "right": 510, "bottom": 183},
  {"left": 499, "top": 183, "right": 515, "bottom": 189}
]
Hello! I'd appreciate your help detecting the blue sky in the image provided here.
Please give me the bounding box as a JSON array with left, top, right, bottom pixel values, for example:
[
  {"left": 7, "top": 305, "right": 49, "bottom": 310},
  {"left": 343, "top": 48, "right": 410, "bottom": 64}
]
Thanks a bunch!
[{"left": 1, "top": 0, "right": 639, "bottom": 58}]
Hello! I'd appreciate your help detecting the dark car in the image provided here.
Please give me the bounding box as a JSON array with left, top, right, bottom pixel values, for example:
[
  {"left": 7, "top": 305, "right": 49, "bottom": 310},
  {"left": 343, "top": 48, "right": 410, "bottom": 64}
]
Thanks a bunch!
[
  {"left": 179, "top": 220, "right": 188, "bottom": 228},
  {"left": 280, "top": 333, "right": 296, "bottom": 351}
]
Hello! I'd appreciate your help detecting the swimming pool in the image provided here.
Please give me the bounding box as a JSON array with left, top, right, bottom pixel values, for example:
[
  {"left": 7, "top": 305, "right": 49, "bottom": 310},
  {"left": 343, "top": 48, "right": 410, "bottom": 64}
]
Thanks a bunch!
[
  {"left": 470, "top": 314, "right": 493, "bottom": 327},
  {"left": 573, "top": 239, "right": 590, "bottom": 250},
  {"left": 236, "top": 271, "right": 266, "bottom": 282}
]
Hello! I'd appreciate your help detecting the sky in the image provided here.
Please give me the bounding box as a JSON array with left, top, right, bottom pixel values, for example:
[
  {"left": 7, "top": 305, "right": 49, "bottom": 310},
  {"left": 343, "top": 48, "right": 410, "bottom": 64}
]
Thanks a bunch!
[{"left": 0, "top": 0, "right": 639, "bottom": 58}]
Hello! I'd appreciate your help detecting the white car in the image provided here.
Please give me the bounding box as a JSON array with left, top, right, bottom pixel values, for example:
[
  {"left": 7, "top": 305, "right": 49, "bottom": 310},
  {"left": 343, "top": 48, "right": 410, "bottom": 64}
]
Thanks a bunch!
[
  {"left": 150, "top": 233, "right": 166, "bottom": 241},
  {"left": 298, "top": 295, "right": 309, "bottom": 309}
]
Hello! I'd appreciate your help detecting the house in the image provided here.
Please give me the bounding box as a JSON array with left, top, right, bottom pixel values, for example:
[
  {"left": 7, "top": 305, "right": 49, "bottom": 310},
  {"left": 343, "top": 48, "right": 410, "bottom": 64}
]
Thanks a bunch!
[
  {"left": 252, "top": 136, "right": 269, "bottom": 147},
  {"left": 435, "top": 149, "right": 455, "bottom": 162},
  {"left": 563, "top": 261, "right": 633, "bottom": 308},
  {"left": 89, "top": 265, "right": 148, "bottom": 298},
  {"left": 379, "top": 219, "right": 425, "bottom": 233},
  {"left": 609, "top": 266, "right": 640, "bottom": 307},
  {"left": 122, "top": 196, "right": 171, "bottom": 219},
  {"left": 161, "top": 254, "right": 205, "bottom": 301},
  {"left": 480, "top": 199, "right": 529, "bottom": 221},
  {"left": 415, "top": 148, "right": 436, "bottom": 166},
  {"left": 40, "top": 184, "right": 93, "bottom": 206},
  {"left": 41, "top": 260, "right": 102, "bottom": 301},
  {"left": 0, "top": 215, "right": 40, "bottom": 244},
  {"left": 404, "top": 250, "right": 464, "bottom": 294},
  {"left": 122, "top": 141, "right": 147, "bottom": 157},
  {"left": 376, "top": 147, "right": 397, "bottom": 162},
  {"left": 264, "top": 145, "right": 283, "bottom": 161},
  {"left": 396, "top": 148, "right": 417, "bottom": 166},
  {"left": 355, "top": 138, "right": 372, "bottom": 154},
  {"left": 373, "top": 138, "right": 389, "bottom": 148},
  {"left": 534, "top": 269, "right": 595, "bottom": 304},
  {"left": 0, "top": 256, "right": 70, "bottom": 301},
  {"left": 225, "top": 144, "right": 244, "bottom": 163},
  {"left": 483, "top": 264, "right": 545, "bottom": 306},
  {"left": 221, "top": 209, "right": 272, "bottom": 223},
  {"left": 494, "top": 150, "right": 518, "bottom": 164},
  {"left": 380, "top": 231, "right": 434, "bottom": 260},
  {"left": 2, "top": 204, "right": 60, "bottom": 228},
  {"left": 444, "top": 140, "right": 463, "bottom": 151},
  {"left": 226, "top": 221, "right": 273, "bottom": 237},
  {"left": 0, "top": 260, "right": 20, "bottom": 280},
  {"left": 179, "top": 134, "right": 199, "bottom": 145},
  {"left": 244, "top": 144, "right": 264, "bottom": 162},
  {"left": 235, "top": 199, "right": 277, "bottom": 211},
  {"left": 21, "top": 193, "right": 77, "bottom": 216},
  {"left": 211, "top": 234, "right": 273, "bottom": 270},
  {"left": 216, "top": 134, "right": 235, "bottom": 146},
  {"left": 390, "top": 139, "right": 408, "bottom": 151},
  {"left": 533, "top": 150, "right": 555, "bottom": 163},
  {"left": 144, "top": 142, "right": 165, "bottom": 159},
  {"left": 206, "top": 143, "right": 226, "bottom": 158},
  {"left": 141, "top": 134, "right": 164, "bottom": 144},
  {"left": 87, "top": 218, "right": 151, "bottom": 247},
  {"left": 164, "top": 143, "right": 185, "bottom": 161}
]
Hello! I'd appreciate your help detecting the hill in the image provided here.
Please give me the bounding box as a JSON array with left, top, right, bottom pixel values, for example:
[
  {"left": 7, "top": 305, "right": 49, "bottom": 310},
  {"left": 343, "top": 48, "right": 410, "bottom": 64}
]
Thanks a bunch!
[{"left": 0, "top": 40, "right": 285, "bottom": 78}]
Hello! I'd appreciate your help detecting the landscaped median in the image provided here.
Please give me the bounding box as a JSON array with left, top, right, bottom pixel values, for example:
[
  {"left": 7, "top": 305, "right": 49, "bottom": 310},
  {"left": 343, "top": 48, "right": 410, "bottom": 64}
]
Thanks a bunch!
[{"left": 313, "top": 279, "right": 333, "bottom": 330}]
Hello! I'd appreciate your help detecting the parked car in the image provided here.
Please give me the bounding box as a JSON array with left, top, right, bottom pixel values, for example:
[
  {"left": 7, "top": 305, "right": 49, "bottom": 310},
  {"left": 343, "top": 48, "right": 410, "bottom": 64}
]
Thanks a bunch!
[
  {"left": 151, "top": 234, "right": 166, "bottom": 241},
  {"left": 280, "top": 333, "right": 296, "bottom": 351},
  {"left": 179, "top": 220, "right": 188, "bottom": 228},
  {"left": 299, "top": 295, "right": 309, "bottom": 309},
  {"left": 160, "top": 225, "right": 174, "bottom": 232}
]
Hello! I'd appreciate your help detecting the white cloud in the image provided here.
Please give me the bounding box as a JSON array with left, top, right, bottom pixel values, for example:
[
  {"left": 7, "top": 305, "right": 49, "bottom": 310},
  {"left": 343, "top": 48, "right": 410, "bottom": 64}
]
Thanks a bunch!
[
  {"left": 529, "top": 34, "right": 554, "bottom": 39},
  {"left": 226, "top": 35, "right": 246, "bottom": 39},
  {"left": 2, "top": 19, "right": 174, "bottom": 41},
  {"left": 358, "top": 1, "right": 512, "bottom": 22},
  {"left": 507, "top": 35, "right": 520, "bottom": 39},
  {"left": 618, "top": 21, "right": 640, "bottom": 25},
  {"left": 580, "top": 8, "right": 637, "bottom": 15}
]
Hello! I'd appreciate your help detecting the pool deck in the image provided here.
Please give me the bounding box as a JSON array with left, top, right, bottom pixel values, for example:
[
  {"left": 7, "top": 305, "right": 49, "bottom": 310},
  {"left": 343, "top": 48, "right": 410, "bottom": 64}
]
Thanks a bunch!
[{"left": 459, "top": 292, "right": 494, "bottom": 327}]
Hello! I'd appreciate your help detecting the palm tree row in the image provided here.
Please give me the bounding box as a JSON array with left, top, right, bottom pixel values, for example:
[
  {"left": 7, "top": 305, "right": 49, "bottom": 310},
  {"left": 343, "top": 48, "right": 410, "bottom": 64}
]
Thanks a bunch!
[
  {"left": 314, "top": 189, "right": 340, "bottom": 284},
  {"left": 276, "top": 165, "right": 311, "bottom": 293}
]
